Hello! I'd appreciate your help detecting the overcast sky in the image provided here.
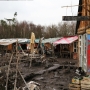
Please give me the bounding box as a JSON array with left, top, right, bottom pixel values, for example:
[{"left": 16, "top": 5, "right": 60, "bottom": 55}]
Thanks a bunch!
[{"left": 0, "top": 0, "right": 79, "bottom": 26}]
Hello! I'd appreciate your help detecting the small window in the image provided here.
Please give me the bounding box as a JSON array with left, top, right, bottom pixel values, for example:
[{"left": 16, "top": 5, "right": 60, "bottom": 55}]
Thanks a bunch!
[
  {"left": 79, "top": 35, "right": 81, "bottom": 39},
  {"left": 74, "top": 49, "right": 76, "bottom": 52},
  {"left": 80, "top": 47, "right": 81, "bottom": 54},
  {"left": 73, "top": 41, "right": 78, "bottom": 52}
]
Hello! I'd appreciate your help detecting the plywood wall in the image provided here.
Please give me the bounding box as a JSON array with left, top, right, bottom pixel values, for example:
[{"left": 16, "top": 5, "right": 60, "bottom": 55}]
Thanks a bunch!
[{"left": 78, "top": 0, "right": 90, "bottom": 34}]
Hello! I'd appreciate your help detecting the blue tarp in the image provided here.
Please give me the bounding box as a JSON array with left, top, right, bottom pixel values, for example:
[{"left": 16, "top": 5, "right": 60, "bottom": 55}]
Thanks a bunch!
[{"left": 87, "top": 34, "right": 90, "bottom": 40}]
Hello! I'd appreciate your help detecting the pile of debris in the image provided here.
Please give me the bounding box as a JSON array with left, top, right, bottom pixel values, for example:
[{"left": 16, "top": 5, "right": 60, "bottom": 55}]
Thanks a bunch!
[
  {"left": 69, "top": 67, "right": 90, "bottom": 90},
  {"left": 81, "top": 76, "right": 90, "bottom": 90}
]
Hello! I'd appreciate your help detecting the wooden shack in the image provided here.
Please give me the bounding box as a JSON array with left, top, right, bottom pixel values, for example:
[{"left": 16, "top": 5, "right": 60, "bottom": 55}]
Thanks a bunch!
[
  {"left": 75, "top": 0, "right": 90, "bottom": 73},
  {"left": 62, "top": 0, "right": 90, "bottom": 73},
  {"left": 53, "top": 36, "right": 78, "bottom": 59}
]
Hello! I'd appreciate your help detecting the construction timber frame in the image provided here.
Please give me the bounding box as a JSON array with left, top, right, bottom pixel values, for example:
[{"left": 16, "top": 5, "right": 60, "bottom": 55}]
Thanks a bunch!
[
  {"left": 62, "top": 0, "right": 90, "bottom": 73},
  {"left": 76, "top": 0, "right": 90, "bottom": 34},
  {"left": 62, "top": 0, "right": 90, "bottom": 34},
  {"left": 63, "top": 16, "right": 90, "bottom": 21},
  {"left": 75, "top": 0, "right": 90, "bottom": 73}
]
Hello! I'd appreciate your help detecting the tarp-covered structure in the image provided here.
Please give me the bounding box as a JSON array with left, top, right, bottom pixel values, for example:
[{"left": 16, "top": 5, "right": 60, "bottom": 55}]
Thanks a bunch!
[
  {"left": 53, "top": 36, "right": 78, "bottom": 45},
  {"left": 53, "top": 36, "right": 78, "bottom": 59},
  {"left": 42, "top": 37, "right": 61, "bottom": 44},
  {"left": 0, "top": 38, "right": 29, "bottom": 53},
  {"left": 42, "top": 37, "right": 61, "bottom": 50},
  {"left": 0, "top": 38, "right": 28, "bottom": 46}
]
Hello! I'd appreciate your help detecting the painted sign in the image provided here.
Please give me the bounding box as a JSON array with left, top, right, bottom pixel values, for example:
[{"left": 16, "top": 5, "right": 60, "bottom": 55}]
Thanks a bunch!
[{"left": 87, "top": 34, "right": 90, "bottom": 72}]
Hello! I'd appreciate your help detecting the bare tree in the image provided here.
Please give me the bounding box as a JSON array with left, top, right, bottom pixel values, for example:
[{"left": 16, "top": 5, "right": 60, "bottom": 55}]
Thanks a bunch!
[
  {"left": 0, "top": 16, "right": 76, "bottom": 39},
  {"left": 57, "top": 21, "right": 76, "bottom": 36}
]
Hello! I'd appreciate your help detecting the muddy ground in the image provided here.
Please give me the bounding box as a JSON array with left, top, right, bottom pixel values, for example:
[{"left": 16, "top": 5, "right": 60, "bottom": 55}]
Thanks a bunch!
[{"left": 0, "top": 55, "right": 79, "bottom": 90}]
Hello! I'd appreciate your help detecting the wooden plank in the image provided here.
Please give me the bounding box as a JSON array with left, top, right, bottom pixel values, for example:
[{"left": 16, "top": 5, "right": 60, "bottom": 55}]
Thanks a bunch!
[
  {"left": 81, "top": 80, "right": 90, "bottom": 84},
  {"left": 83, "top": 77, "right": 90, "bottom": 80},
  {"left": 24, "top": 64, "right": 61, "bottom": 81},
  {"left": 81, "top": 88, "right": 90, "bottom": 90},
  {"left": 81, "top": 84, "right": 90, "bottom": 88},
  {"left": 69, "top": 84, "right": 80, "bottom": 88},
  {"left": 81, "top": 87, "right": 90, "bottom": 90},
  {"left": 69, "top": 87, "right": 80, "bottom": 90},
  {"left": 69, "top": 83, "right": 81, "bottom": 90},
  {"left": 62, "top": 16, "right": 90, "bottom": 21}
]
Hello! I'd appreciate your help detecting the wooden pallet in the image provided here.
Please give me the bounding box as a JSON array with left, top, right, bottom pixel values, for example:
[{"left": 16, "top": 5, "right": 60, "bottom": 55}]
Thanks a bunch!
[
  {"left": 81, "top": 77, "right": 90, "bottom": 90},
  {"left": 72, "top": 78, "right": 80, "bottom": 84},
  {"left": 81, "top": 84, "right": 90, "bottom": 90},
  {"left": 81, "top": 89, "right": 90, "bottom": 90},
  {"left": 69, "top": 83, "right": 81, "bottom": 90}
]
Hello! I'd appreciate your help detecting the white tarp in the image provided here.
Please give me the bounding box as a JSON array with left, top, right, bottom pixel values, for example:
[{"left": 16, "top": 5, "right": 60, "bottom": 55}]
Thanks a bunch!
[{"left": 0, "top": 38, "right": 28, "bottom": 46}]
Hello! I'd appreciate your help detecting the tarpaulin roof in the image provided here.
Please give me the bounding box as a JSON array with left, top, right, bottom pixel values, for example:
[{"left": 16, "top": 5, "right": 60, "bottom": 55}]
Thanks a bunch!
[
  {"left": 87, "top": 35, "right": 90, "bottom": 40},
  {"left": 18, "top": 39, "right": 29, "bottom": 43},
  {"left": 42, "top": 37, "right": 61, "bottom": 44},
  {"left": 0, "top": 38, "right": 28, "bottom": 46},
  {"left": 0, "top": 39, "right": 17, "bottom": 46},
  {"left": 35, "top": 39, "right": 39, "bottom": 43},
  {"left": 27, "top": 38, "right": 61, "bottom": 44},
  {"left": 24, "top": 39, "right": 39, "bottom": 44},
  {"left": 53, "top": 36, "right": 78, "bottom": 45}
]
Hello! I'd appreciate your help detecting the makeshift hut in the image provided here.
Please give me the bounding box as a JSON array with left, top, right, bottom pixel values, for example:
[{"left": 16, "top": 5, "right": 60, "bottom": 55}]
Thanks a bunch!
[
  {"left": 0, "top": 38, "right": 29, "bottom": 54},
  {"left": 0, "top": 39, "right": 17, "bottom": 53},
  {"left": 18, "top": 38, "right": 29, "bottom": 51},
  {"left": 75, "top": 0, "right": 90, "bottom": 73},
  {"left": 42, "top": 37, "right": 60, "bottom": 56},
  {"left": 53, "top": 36, "right": 78, "bottom": 59}
]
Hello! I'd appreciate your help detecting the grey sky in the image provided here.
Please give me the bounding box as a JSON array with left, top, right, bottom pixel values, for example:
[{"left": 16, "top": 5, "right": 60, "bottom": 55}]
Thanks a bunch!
[{"left": 0, "top": 0, "right": 79, "bottom": 26}]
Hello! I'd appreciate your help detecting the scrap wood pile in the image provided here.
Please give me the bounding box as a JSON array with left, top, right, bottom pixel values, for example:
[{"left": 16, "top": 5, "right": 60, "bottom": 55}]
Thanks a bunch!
[
  {"left": 81, "top": 76, "right": 90, "bottom": 90},
  {"left": 69, "top": 77, "right": 81, "bottom": 90},
  {"left": 69, "top": 76, "right": 90, "bottom": 90},
  {"left": 0, "top": 54, "right": 24, "bottom": 90},
  {"left": 0, "top": 52, "right": 46, "bottom": 89},
  {"left": 0, "top": 67, "right": 41, "bottom": 90},
  {"left": 69, "top": 67, "right": 90, "bottom": 90}
]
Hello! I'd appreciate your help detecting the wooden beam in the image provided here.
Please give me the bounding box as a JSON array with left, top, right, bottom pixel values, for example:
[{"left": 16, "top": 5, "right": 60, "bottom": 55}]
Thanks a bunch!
[
  {"left": 62, "top": 16, "right": 90, "bottom": 21},
  {"left": 61, "top": 4, "right": 90, "bottom": 8}
]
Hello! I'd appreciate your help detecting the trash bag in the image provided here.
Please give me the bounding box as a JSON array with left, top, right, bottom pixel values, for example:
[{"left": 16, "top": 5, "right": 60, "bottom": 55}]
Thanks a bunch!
[{"left": 75, "top": 67, "right": 86, "bottom": 76}]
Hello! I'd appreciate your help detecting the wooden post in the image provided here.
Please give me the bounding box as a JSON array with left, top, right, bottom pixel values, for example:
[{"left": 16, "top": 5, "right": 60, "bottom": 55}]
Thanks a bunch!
[
  {"left": 18, "top": 69, "right": 30, "bottom": 90},
  {"left": 14, "top": 55, "right": 19, "bottom": 90},
  {"left": 6, "top": 54, "right": 13, "bottom": 90}
]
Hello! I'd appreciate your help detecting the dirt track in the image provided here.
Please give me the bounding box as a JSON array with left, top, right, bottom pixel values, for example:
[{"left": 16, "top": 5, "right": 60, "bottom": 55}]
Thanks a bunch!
[
  {"left": 20, "top": 57, "right": 78, "bottom": 90},
  {"left": 0, "top": 55, "right": 78, "bottom": 90}
]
